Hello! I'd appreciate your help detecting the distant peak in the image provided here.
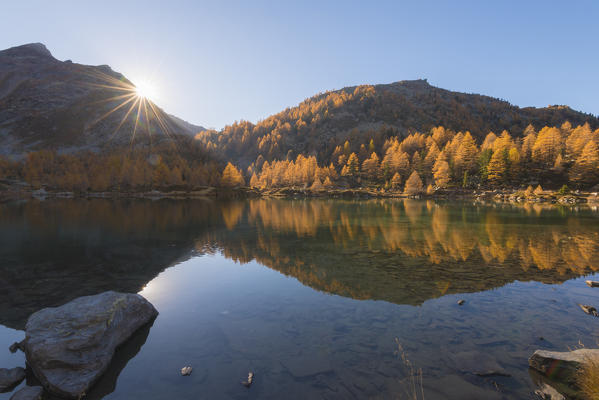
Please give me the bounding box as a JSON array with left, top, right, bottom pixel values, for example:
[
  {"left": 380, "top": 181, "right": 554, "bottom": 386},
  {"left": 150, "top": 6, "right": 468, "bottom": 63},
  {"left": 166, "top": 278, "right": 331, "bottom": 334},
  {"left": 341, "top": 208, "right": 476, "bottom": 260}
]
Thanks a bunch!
[
  {"left": 1, "top": 42, "right": 53, "bottom": 58},
  {"left": 391, "top": 79, "right": 431, "bottom": 87}
]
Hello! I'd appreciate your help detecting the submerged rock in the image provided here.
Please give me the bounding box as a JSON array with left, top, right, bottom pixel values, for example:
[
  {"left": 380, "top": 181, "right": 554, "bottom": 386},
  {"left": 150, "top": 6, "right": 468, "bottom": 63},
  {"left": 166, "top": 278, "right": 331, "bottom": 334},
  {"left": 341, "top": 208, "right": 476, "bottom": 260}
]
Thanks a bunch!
[
  {"left": 9, "top": 386, "right": 43, "bottom": 400},
  {"left": 577, "top": 304, "right": 598, "bottom": 317},
  {"left": 450, "top": 351, "right": 509, "bottom": 377},
  {"left": 529, "top": 349, "right": 599, "bottom": 386},
  {"left": 533, "top": 382, "right": 566, "bottom": 400},
  {"left": 242, "top": 371, "right": 254, "bottom": 387},
  {"left": 8, "top": 341, "right": 23, "bottom": 354},
  {"left": 281, "top": 355, "right": 332, "bottom": 378},
  {"left": 23, "top": 291, "right": 158, "bottom": 399},
  {"left": 0, "top": 367, "right": 26, "bottom": 392},
  {"left": 181, "top": 366, "right": 192, "bottom": 376},
  {"left": 529, "top": 368, "right": 576, "bottom": 400}
]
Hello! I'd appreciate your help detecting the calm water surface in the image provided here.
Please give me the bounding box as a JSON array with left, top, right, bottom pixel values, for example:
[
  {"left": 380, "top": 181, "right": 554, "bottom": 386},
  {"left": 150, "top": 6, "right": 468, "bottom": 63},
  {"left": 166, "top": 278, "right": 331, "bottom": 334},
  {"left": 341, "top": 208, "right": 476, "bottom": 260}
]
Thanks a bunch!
[{"left": 1, "top": 198, "right": 599, "bottom": 399}]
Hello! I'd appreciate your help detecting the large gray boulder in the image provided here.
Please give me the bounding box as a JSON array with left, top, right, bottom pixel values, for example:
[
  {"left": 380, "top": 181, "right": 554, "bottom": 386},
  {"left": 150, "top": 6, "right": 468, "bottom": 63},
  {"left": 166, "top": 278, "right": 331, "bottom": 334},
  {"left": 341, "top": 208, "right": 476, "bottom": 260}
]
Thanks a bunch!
[
  {"left": 23, "top": 291, "right": 158, "bottom": 399},
  {"left": 9, "top": 386, "right": 43, "bottom": 400},
  {"left": 0, "top": 367, "right": 25, "bottom": 392},
  {"left": 529, "top": 348, "right": 599, "bottom": 386}
]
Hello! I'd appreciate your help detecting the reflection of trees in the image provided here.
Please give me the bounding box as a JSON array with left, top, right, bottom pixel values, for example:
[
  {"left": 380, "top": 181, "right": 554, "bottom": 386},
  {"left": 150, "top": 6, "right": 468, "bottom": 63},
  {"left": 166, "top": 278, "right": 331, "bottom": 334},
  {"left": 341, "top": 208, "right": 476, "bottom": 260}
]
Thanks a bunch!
[
  {"left": 202, "top": 199, "right": 599, "bottom": 305},
  {"left": 228, "top": 199, "right": 599, "bottom": 274},
  {"left": 2, "top": 198, "right": 598, "bottom": 329}
]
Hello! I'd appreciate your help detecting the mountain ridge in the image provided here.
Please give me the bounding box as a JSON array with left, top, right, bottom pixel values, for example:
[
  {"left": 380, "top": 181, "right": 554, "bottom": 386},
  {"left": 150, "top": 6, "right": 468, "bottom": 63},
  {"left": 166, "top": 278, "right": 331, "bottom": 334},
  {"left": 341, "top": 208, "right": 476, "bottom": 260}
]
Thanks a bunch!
[
  {"left": 1, "top": 42, "right": 598, "bottom": 181},
  {"left": 0, "top": 43, "right": 205, "bottom": 158},
  {"left": 197, "top": 78, "right": 598, "bottom": 167}
]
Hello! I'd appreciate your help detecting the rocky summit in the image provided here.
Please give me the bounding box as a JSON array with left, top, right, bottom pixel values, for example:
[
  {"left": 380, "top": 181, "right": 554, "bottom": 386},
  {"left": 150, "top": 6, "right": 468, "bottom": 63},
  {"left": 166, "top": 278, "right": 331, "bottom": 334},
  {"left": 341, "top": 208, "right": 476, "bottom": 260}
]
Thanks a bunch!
[{"left": 22, "top": 291, "right": 158, "bottom": 399}]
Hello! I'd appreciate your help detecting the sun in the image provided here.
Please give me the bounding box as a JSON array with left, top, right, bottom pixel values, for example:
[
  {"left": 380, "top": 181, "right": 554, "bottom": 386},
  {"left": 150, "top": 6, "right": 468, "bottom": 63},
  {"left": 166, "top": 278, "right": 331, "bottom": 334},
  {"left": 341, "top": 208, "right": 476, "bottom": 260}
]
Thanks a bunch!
[
  {"left": 134, "top": 80, "right": 158, "bottom": 101},
  {"left": 85, "top": 69, "right": 175, "bottom": 144}
]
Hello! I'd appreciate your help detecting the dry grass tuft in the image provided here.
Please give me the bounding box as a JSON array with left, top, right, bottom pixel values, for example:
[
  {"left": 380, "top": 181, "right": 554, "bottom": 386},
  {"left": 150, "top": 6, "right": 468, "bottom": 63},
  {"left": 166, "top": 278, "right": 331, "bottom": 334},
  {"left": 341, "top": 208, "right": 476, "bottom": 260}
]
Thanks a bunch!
[
  {"left": 394, "top": 337, "right": 424, "bottom": 400},
  {"left": 578, "top": 354, "right": 599, "bottom": 400}
]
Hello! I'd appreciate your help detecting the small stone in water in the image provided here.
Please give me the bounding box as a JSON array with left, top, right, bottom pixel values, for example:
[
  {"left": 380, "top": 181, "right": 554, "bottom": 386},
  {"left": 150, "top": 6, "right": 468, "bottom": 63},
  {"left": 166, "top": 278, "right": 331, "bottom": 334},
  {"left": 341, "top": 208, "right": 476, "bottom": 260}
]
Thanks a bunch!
[
  {"left": 181, "top": 366, "right": 192, "bottom": 376},
  {"left": 242, "top": 371, "right": 254, "bottom": 387},
  {"left": 578, "top": 304, "right": 599, "bottom": 317},
  {"left": 457, "top": 300, "right": 465, "bottom": 306},
  {"left": 8, "top": 341, "right": 22, "bottom": 353}
]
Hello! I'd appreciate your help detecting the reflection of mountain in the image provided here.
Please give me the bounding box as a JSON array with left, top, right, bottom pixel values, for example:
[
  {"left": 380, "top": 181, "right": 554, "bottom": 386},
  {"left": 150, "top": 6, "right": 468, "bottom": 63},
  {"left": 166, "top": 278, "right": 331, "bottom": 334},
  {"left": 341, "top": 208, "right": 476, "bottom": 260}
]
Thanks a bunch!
[
  {"left": 1, "top": 198, "right": 598, "bottom": 329},
  {"left": 0, "top": 199, "right": 222, "bottom": 330},
  {"left": 202, "top": 199, "right": 599, "bottom": 305}
]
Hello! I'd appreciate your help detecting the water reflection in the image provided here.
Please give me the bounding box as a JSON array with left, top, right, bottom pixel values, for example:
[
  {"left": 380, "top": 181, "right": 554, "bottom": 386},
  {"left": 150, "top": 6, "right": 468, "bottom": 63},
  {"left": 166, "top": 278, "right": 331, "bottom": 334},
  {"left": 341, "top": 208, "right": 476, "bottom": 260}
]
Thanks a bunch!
[
  {"left": 202, "top": 199, "right": 599, "bottom": 305},
  {"left": 1, "top": 198, "right": 598, "bottom": 330},
  {"left": 1, "top": 198, "right": 599, "bottom": 399},
  {"left": 0, "top": 199, "right": 222, "bottom": 329}
]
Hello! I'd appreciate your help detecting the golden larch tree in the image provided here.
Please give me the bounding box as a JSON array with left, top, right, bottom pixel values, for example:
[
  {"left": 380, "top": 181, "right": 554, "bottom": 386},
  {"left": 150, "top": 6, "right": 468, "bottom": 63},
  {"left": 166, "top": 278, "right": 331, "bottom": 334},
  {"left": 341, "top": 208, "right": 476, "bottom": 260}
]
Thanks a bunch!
[
  {"left": 390, "top": 172, "right": 402, "bottom": 190},
  {"left": 532, "top": 127, "right": 562, "bottom": 168},
  {"left": 570, "top": 140, "right": 599, "bottom": 185},
  {"left": 341, "top": 153, "right": 360, "bottom": 178},
  {"left": 454, "top": 132, "right": 478, "bottom": 176},
  {"left": 361, "top": 152, "right": 380, "bottom": 180},
  {"left": 433, "top": 159, "right": 451, "bottom": 188},
  {"left": 404, "top": 171, "right": 424, "bottom": 195},
  {"left": 221, "top": 162, "right": 245, "bottom": 187},
  {"left": 487, "top": 150, "right": 508, "bottom": 185}
]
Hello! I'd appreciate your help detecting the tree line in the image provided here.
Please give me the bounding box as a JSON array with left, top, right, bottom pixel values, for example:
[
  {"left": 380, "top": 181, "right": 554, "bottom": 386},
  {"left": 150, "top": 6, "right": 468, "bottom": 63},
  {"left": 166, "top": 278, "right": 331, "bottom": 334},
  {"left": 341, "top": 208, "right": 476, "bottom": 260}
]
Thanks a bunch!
[
  {"left": 1, "top": 122, "right": 597, "bottom": 193},
  {"left": 0, "top": 147, "right": 227, "bottom": 192},
  {"left": 246, "top": 122, "right": 599, "bottom": 193}
]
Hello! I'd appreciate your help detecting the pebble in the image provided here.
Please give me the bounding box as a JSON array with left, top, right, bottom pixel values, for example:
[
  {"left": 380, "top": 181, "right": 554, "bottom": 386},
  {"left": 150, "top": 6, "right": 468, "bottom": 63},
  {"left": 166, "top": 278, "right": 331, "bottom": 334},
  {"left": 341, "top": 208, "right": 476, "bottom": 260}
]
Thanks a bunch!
[{"left": 242, "top": 371, "right": 254, "bottom": 387}]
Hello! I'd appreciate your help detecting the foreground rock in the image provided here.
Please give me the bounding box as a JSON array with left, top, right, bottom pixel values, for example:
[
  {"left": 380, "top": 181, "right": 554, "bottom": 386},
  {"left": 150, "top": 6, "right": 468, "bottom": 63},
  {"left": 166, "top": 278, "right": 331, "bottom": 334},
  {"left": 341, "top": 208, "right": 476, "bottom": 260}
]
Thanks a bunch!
[
  {"left": 9, "top": 386, "right": 43, "bottom": 400},
  {"left": 23, "top": 291, "right": 158, "bottom": 399},
  {"left": 0, "top": 367, "right": 26, "bottom": 392},
  {"left": 533, "top": 382, "right": 566, "bottom": 400},
  {"left": 529, "top": 369, "right": 578, "bottom": 400},
  {"left": 529, "top": 349, "right": 599, "bottom": 386},
  {"left": 577, "top": 304, "right": 598, "bottom": 317}
]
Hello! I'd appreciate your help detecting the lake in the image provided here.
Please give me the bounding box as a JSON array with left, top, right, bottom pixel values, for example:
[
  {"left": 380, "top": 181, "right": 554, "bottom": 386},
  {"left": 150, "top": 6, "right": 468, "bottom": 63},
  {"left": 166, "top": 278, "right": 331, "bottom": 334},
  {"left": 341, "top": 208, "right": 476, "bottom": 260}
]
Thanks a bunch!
[{"left": 1, "top": 198, "right": 599, "bottom": 399}]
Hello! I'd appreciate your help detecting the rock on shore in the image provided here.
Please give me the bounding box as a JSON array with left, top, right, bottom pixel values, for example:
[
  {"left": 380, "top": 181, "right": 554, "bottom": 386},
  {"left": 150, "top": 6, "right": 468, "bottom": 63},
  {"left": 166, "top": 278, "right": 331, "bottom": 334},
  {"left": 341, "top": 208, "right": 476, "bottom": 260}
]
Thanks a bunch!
[
  {"left": 529, "top": 348, "right": 599, "bottom": 386},
  {"left": 9, "top": 386, "right": 43, "bottom": 400},
  {"left": 23, "top": 291, "right": 158, "bottom": 399},
  {"left": 0, "top": 367, "right": 25, "bottom": 392}
]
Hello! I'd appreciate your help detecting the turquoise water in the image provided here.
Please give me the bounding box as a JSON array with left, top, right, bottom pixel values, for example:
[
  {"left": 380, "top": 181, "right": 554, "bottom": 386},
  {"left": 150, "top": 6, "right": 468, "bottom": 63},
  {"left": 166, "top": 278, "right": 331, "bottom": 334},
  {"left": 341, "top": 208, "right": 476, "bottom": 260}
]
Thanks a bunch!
[{"left": 1, "top": 198, "right": 598, "bottom": 399}]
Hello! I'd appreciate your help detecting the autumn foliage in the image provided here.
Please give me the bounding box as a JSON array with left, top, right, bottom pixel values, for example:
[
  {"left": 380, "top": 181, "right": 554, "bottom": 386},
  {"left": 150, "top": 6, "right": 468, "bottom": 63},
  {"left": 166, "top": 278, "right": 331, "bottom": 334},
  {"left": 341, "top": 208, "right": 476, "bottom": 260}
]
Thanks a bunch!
[
  {"left": 3, "top": 121, "right": 599, "bottom": 193},
  {"left": 243, "top": 122, "right": 599, "bottom": 192},
  {"left": 4, "top": 146, "right": 221, "bottom": 192}
]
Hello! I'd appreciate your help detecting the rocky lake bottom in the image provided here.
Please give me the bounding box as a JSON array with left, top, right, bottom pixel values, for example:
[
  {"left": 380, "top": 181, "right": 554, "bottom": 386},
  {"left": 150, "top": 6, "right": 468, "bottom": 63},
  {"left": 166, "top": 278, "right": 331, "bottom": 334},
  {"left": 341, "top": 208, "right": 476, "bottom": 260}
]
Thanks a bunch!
[{"left": 1, "top": 198, "right": 598, "bottom": 399}]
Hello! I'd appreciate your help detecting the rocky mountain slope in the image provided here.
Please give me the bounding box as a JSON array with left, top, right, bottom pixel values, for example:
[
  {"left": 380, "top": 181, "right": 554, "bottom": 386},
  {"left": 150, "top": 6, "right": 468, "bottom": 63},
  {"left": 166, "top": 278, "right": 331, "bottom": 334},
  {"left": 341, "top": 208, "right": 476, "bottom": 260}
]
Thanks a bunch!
[
  {"left": 197, "top": 79, "right": 598, "bottom": 166},
  {"left": 0, "top": 43, "right": 204, "bottom": 158}
]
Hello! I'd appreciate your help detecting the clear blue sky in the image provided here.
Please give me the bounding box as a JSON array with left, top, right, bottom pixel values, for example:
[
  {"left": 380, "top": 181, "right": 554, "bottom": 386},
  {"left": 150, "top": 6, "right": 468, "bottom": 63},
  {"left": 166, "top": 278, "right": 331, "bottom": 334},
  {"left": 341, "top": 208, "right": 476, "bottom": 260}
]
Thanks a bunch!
[{"left": 2, "top": 0, "right": 598, "bottom": 129}]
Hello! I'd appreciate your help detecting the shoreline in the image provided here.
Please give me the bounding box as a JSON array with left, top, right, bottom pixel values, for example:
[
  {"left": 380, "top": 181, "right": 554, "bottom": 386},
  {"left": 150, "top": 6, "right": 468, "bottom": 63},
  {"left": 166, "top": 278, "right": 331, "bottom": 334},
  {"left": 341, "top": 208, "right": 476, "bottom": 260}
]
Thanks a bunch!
[{"left": 1, "top": 182, "right": 598, "bottom": 206}]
